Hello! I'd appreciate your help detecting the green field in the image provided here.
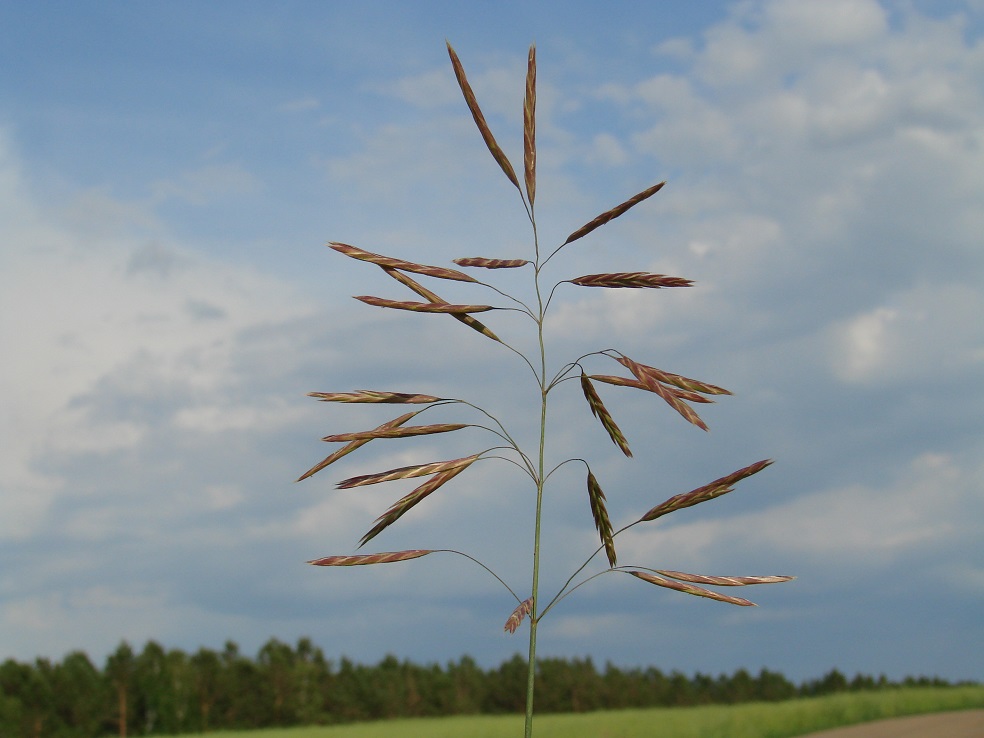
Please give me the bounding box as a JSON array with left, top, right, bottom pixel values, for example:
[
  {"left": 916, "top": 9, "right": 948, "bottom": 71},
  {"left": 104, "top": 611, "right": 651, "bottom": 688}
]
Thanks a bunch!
[{"left": 172, "top": 686, "right": 983, "bottom": 738}]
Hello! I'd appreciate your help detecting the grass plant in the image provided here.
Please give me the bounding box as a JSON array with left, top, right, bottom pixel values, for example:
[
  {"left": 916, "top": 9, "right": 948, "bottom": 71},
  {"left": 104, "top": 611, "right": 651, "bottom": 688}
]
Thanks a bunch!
[
  {"left": 298, "top": 43, "right": 794, "bottom": 736},
  {"left": 169, "top": 687, "right": 984, "bottom": 738}
]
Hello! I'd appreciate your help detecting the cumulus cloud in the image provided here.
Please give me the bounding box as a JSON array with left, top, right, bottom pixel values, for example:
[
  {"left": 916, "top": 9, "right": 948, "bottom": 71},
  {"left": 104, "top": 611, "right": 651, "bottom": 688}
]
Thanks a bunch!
[
  {"left": 2, "top": 1, "right": 982, "bottom": 679},
  {"left": 0, "top": 133, "right": 317, "bottom": 542}
]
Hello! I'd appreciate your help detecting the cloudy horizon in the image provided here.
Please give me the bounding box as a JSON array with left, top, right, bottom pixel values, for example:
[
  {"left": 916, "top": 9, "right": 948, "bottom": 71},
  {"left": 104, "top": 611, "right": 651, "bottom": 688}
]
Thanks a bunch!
[{"left": 1, "top": 1, "right": 982, "bottom": 684}]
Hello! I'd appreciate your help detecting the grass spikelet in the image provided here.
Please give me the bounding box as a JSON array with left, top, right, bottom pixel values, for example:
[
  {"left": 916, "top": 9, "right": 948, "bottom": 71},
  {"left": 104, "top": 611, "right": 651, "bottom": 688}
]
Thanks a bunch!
[
  {"left": 630, "top": 570, "right": 757, "bottom": 606},
  {"left": 308, "top": 390, "right": 441, "bottom": 404},
  {"left": 329, "top": 242, "right": 477, "bottom": 282},
  {"left": 580, "top": 373, "right": 632, "bottom": 457},
  {"left": 524, "top": 43, "right": 536, "bottom": 206},
  {"left": 446, "top": 42, "right": 522, "bottom": 193},
  {"left": 625, "top": 363, "right": 732, "bottom": 397},
  {"left": 354, "top": 295, "right": 494, "bottom": 314},
  {"left": 589, "top": 375, "right": 714, "bottom": 404},
  {"left": 337, "top": 455, "right": 479, "bottom": 489},
  {"left": 655, "top": 570, "right": 796, "bottom": 586},
  {"left": 360, "top": 465, "right": 470, "bottom": 547},
  {"left": 615, "top": 355, "right": 709, "bottom": 431},
  {"left": 384, "top": 267, "right": 501, "bottom": 342},
  {"left": 570, "top": 272, "right": 693, "bottom": 289},
  {"left": 563, "top": 181, "right": 666, "bottom": 246},
  {"left": 296, "top": 412, "right": 418, "bottom": 482},
  {"left": 322, "top": 423, "right": 468, "bottom": 443},
  {"left": 639, "top": 459, "right": 773, "bottom": 522},
  {"left": 504, "top": 597, "right": 534, "bottom": 634},
  {"left": 309, "top": 550, "right": 433, "bottom": 566},
  {"left": 587, "top": 471, "right": 617, "bottom": 568},
  {"left": 453, "top": 257, "right": 530, "bottom": 269}
]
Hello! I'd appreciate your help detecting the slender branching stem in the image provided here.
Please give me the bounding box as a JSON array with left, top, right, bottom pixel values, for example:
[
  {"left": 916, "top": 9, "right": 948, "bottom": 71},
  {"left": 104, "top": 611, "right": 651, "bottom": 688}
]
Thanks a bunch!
[
  {"left": 525, "top": 217, "right": 546, "bottom": 738},
  {"left": 432, "top": 549, "right": 523, "bottom": 604}
]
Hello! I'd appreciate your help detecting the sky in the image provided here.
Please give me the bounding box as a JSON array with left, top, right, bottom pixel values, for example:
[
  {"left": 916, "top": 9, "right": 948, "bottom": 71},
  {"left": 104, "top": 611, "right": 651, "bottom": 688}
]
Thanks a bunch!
[{"left": 1, "top": 1, "right": 982, "bottom": 684}]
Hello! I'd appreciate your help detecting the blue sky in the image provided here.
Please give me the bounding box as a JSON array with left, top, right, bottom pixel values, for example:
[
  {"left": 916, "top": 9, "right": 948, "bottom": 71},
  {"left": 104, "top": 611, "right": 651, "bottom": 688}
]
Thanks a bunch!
[{"left": 1, "top": 1, "right": 982, "bottom": 684}]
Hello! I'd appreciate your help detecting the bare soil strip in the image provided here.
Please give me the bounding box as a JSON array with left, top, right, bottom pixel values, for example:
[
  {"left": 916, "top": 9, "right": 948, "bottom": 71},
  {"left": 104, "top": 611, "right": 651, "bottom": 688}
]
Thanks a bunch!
[{"left": 797, "top": 709, "right": 984, "bottom": 738}]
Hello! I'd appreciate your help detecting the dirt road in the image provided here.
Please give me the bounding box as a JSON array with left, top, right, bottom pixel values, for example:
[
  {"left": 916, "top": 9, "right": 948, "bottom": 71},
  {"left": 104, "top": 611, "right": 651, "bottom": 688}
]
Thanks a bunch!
[{"left": 797, "top": 709, "right": 983, "bottom": 738}]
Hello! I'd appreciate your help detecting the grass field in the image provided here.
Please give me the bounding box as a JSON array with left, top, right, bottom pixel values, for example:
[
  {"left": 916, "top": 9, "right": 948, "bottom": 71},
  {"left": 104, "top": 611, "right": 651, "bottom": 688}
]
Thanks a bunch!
[{"left": 174, "top": 686, "right": 984, "bottom": 738}]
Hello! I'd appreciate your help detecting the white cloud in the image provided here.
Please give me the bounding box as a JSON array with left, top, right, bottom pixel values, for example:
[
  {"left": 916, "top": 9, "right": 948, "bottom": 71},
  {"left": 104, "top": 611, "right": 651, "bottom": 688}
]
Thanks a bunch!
[
  {"left": 0, "top": 132, "right": 317, "bottom": 540},
  {"left": 826, "top": 283, "right": 984, "bottom": 384},
  {"left": 620, "top": 451, "right": 980, "bottom": 572}
]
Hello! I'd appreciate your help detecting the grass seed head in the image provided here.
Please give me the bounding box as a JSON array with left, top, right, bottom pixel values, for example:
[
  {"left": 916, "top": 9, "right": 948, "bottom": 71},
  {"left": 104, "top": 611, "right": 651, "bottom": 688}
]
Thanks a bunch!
[
  {"left": 571, "top": 272, "right": 693, "bottom": 289},
  {"left": 330, "top": 242, "right": 477, "bottom": 282},
  {"left": 453, "top": 257, "right": 530, "bottom": 269},
  {"left": 309, "top": 550, "right": 433, "bottom": 566},
  {"left": 446, "top": 42, "right": 522, "bottom": 193},
  {"left": 308, "top": 390, "right": 440, "bottom": 404},
  {"left": 563, "top": 181, "right": 666, "bottom": 246},
  {"left": 630, "top": 571, "right": 757, "bottom": 606},
  {"left": 524, "top": 43, "right": 536, "bottom": 206},
  {"left": 587, "top": 471, "right": 617, "bottom": 568},
  {"left": 384, "top": 267, "right": 501, "bottom": 342},
  {"left": 580, "top": 373, "right": 632, "bottom": 457},
  {"left": 640, "top": 459, "right": 773, "bottom": 522},
  {"left": 655, "top": 570, "right": 796, "bottom": 587}
]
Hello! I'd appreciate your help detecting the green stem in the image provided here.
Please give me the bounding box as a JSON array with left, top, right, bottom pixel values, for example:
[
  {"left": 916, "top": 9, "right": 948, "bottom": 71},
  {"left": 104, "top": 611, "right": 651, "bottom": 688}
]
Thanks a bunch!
[{"left": 525, "top": 219, "right": 547, "bottom": 738}]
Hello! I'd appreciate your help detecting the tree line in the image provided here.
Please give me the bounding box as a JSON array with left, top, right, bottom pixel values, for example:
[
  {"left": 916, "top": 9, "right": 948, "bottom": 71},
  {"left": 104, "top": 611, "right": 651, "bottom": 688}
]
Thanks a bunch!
[{"left": 0, "top": 637, "right": 969, "bottom": 738}]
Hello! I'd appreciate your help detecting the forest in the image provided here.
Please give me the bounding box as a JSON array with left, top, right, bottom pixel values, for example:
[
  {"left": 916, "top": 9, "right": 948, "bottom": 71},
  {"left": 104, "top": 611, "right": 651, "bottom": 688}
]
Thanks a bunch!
[{"left": 0, "top": 638, "right": 971, "bottom": 738}]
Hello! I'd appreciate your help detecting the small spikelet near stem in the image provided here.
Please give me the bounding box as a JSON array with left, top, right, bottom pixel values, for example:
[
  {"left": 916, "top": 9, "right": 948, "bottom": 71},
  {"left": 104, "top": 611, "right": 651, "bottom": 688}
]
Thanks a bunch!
[
  {"left": 384, "top": 267, "right": 501, "bottom": 342},
  {"left": 523, "top": 43, "right": 536, "bottom": 206},
  {"left": 330, "top": 242, "right": 477, "bottom": 282},
  {"left": 630, "top": 571, "right": 756, "bottom": 607},
  {"left": 655, "top": 571, "right": 795, "bottom": 587},
  {"left": 337, "top": 455, "right": 479, "bottom": 489},
  {"left": 447, "top": 42, "right": 522, "bottom": 193},
  {"left": 587, "top": 471, "right": 617, "bottom": 568},
  {"left": 309, "top": 550, "right": 433, "bottom": 567},
  {"left": 296, "top": 412, "right": 418, "bottom": 482},
  {"left": 563, "top": 181, "right": 666, "bottom": 246},
  {"left": 580, "top": 373, "right": 632, "bottom": 457},
  {"left": 360, "top": 465, "right": 471, "bottom": 547},
  {"left": 308, "top": 390, "right": 441, "bottom": 404},
  {"left": 504, "top": 597, "right": 534, "bottom": 634},
  {"left": 639, "top": 459, "right": 773, "bottom": 522},
  {"left": 570, "top": 273, "right": 693, "bottom": 289}
]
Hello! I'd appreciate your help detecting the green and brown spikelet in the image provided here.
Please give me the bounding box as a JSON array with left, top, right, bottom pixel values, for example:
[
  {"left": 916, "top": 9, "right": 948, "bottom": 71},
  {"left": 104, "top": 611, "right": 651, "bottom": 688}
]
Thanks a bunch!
[
  {"left": 639, "top": 459, "right": 773, "bottom": 522},
  {"left": 322, "top": 423, "right": 468, "bottom": 443},
  {"left": 614, "top": 354, "right": 710, "bottom": 431},
  {"left": 354, "top": 295, "right": 494, "bottom": 314},
  {"left": 629, "top": 570, "right": 757, "bottom": 607},
  {"left": 563, "top": 181, "right": 666, "bottom": 246},
  {"left": 296, "top": 411, "right": 419, "bottom": 482},
  {"left": 453, "top": 257, "right": 530, "bottom": 269},
  {"left": 587, "top": 471, "right": 617, "bottom": 568},
  {"left": 359, "top": 463, "right": 472, "bottom": 547},
  {"left": 447, "top": 42, "right": 521, "bottom": 193},
  {"left": 570, "top": 272, "right": 693, "bottom": 289},
  {"left": 337, "top": 455, "right": 480, "bottom": 489},
  {"left": 523, "top": 43, "right": 536, "bottom": 206},
  {"left": 580, "top": 373, "right": 632, "bottom": 457},
  {"left": 308, "top": 390, "right": 441, "bottom": 404},
  {"left": 384, "top": 267, "right": 501, "bottom": 342},
  {"left": 655, "top": 570, "right": 795, "bottom": 587},
  {"left": 309, "top": 550, "right": 433, "bottom": 567},
  {"left": 330, "top": 242, "right": 477, "bottom": 282}
]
